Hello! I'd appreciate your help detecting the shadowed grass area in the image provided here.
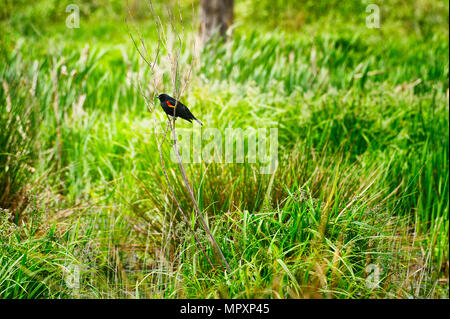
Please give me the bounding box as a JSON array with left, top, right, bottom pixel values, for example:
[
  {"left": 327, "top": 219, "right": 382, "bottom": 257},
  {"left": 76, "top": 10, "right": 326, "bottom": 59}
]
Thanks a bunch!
[{"left": 0, "top": 0, "right": 448, "bottom": 298}]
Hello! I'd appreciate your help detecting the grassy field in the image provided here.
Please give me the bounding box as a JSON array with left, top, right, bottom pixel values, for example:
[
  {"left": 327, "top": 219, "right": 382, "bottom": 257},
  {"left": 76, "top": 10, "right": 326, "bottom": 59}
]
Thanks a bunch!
[{"left": 0, "top": 0, "right": 448, "bottom": 298}]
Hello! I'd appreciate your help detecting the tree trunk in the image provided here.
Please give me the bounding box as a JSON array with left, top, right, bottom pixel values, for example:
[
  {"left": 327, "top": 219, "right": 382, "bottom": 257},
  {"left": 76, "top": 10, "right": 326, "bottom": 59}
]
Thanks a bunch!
[{"left": 199, "top": 0, "right": 234, "bottom": 43}]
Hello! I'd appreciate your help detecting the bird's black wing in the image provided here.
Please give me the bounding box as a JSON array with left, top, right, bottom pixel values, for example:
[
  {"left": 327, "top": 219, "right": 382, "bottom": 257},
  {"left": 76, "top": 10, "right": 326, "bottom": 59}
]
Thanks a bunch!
[
  {"left": 165, "top": 96, "right": 201, "bottom": 124},
  {"left": 168, "top": 97, "right": 192, "bottom": 119},
  {"left": 181, "top": 104, "right": 196, "bottom": 121}
]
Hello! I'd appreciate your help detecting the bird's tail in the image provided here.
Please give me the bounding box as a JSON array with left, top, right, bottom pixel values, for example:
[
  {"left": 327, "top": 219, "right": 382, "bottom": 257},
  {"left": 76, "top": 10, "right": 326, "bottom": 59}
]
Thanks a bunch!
[{"left": 194, "top": 118, "right": 203, "bottom": 126}]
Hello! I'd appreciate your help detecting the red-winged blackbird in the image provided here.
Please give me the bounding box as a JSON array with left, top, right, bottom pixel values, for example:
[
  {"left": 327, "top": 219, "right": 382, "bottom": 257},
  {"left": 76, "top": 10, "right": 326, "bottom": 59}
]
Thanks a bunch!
[{"left": 157, "top": 94, "right": 203, "bottom": 125}]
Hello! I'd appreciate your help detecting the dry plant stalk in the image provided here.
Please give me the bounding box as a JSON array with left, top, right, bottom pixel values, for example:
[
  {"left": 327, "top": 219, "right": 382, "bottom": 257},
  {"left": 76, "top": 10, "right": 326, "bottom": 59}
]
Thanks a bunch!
[{"left": 126, "top": 0, "right": 233, "bottom": 277}]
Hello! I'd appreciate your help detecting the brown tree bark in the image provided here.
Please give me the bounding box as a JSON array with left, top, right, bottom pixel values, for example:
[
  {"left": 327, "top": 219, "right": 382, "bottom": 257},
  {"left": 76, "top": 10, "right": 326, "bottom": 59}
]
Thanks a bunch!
[{"left": 199, "top": 0, "right": 234, "bottom": 43}]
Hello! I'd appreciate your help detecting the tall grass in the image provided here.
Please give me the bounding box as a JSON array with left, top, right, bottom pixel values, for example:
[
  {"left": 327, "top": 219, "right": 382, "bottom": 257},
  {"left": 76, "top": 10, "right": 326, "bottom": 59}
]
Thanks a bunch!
[{"left": 0, "top": 0, "right": 448, "bottom": 298}]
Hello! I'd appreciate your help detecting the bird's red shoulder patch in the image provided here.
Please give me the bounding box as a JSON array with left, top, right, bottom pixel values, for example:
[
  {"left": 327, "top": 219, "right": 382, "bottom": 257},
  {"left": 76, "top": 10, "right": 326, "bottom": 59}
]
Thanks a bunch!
[{"left": 167, "top": 101, "right": 175, "bottom": 108}]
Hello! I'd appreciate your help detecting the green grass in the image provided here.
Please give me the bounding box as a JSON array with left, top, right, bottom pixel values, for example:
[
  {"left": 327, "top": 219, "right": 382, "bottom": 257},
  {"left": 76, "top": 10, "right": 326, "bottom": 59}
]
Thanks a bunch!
[{"left": 0, "top": 0, "right": 448, "bottom": 298}]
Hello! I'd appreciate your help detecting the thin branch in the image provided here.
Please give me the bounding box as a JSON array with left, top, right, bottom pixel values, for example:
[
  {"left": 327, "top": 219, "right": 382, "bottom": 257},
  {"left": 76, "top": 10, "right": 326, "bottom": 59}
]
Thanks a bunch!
[
  {"left": 167, "top": 116, "right": 233, "bottom": 275},
  {"left": 128, "top": 0, "right": 233, "bottom": 278}
]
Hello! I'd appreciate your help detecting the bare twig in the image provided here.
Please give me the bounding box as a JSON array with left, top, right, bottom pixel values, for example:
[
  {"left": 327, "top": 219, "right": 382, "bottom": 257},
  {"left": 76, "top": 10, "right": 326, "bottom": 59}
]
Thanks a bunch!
[
  {"left": 167, "top": 115, "right": 233, "bottom": 274},
  {"left": 127, "top": 0, "right": 233, "bottom": 277}
]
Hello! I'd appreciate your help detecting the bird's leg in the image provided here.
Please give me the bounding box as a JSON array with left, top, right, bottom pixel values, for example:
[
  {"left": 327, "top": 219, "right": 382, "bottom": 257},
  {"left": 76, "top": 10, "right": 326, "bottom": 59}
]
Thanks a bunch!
[{"left": 165, "top": 117, "right": 173, "bottom": 134}]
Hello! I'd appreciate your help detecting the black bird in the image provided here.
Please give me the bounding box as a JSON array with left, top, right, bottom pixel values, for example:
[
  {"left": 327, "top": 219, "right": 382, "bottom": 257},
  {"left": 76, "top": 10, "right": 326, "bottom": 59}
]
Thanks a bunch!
[{"left": 157, "top": 93, "right": 203, "bottom": 125}]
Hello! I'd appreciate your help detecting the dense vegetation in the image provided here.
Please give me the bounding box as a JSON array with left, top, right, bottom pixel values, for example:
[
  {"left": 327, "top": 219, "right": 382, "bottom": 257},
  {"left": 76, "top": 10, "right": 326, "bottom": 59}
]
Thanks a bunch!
[{"left": 0, "top": 0, "right": 448, "bottom": 298}]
